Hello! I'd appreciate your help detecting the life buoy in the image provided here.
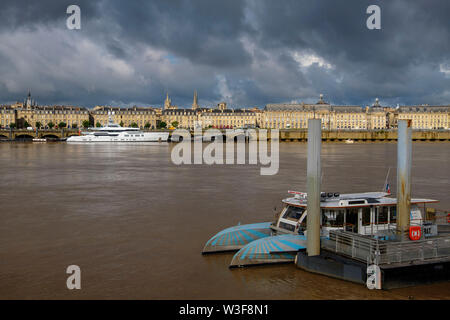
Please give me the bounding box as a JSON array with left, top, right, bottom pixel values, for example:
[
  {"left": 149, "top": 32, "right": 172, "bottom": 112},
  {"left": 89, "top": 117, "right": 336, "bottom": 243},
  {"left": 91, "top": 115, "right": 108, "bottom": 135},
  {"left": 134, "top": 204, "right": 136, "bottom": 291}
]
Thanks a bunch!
[{"left": 447, "top": 213, "right": 450, "bottom": 224}]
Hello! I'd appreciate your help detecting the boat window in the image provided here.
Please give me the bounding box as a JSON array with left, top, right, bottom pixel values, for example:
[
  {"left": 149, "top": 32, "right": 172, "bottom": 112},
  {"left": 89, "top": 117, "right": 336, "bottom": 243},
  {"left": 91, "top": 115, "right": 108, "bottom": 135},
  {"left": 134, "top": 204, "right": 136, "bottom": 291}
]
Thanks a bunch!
[
  {"left": 279, "top": 222, "right": 295, "bottom": 232},
  {"left": 349, "top": 200, "right": 365, "bottom": 205},
  {"left": 377, "top": 206, "right": 389, "bottom": 224},
  {"left": 362, "top": 207, "right": 371, "bottom": 226},
  {"left": 345, "top": 208, "right": 359, "bottom": 230},
  {"left": 322, "top": 209, "right": 344, "bottom": 228},
  {"left": 282, "top": 206, "right": 305, "bottom": 221},
  {"left": 389, "top": 206, "right": 397, "bottom": 223}
]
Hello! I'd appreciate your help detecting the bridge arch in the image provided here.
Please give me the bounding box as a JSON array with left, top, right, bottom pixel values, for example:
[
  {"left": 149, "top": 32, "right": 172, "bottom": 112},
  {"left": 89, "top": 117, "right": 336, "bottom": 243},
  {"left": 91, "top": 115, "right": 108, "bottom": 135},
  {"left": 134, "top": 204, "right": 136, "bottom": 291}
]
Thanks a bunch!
[
  {"left": 15, "top": 134, "right": 34, "bottom": 140},
  {"left": 41, "top": 134, "right": 60, "bottom": 140}
]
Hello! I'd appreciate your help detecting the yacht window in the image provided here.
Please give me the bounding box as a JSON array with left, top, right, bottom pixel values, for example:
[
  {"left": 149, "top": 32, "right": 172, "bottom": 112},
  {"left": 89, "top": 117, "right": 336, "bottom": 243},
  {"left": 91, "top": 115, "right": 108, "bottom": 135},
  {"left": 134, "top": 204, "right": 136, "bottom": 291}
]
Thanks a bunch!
[
  {"left": 323, "top": 209, "right": 344, "bottom": 228},
  {"left": 282, "top": 206, "right": 305, "bottom": 221},
  {"left": 362, "top": 207, "right": 371, "bottom": 226},
  {"left": 377, "top": 206, "right": 389, "bottom": 224},
  {"left": 389, "top": 206, "right": 397, "bottom": 223}
]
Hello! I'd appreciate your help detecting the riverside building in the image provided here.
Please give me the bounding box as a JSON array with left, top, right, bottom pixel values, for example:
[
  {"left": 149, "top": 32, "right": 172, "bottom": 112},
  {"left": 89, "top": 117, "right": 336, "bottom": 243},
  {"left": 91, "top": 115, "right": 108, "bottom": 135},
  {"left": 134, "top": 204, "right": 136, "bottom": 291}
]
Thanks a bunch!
[
  {"left": 397, "top": 105, "right": 449, "bottom": 130},
  {"left": 91, "top": 106, "right": 158, "bottom": 129},
  {"left": 1, "top": 92, "right": 449, "bottom": 131},
  {"left": 263, "top": 95, "right": 369, "bottom": 130},
  {"left": 0, "top": 105, "right": 16, "bottom": 128},
  {"left": 1, "top": 92, "right": 90, "bottom": 129},
  {"left": 261, "top": 96, "right": 448, "bottom": 130}
]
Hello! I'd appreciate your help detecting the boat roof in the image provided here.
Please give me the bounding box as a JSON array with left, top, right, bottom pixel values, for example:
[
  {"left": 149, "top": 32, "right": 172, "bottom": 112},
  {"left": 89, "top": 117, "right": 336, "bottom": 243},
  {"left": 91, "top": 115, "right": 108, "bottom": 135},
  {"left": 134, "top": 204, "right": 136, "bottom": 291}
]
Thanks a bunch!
[{"left": 283, "top": 191, "right": 439, "bottom": 209}]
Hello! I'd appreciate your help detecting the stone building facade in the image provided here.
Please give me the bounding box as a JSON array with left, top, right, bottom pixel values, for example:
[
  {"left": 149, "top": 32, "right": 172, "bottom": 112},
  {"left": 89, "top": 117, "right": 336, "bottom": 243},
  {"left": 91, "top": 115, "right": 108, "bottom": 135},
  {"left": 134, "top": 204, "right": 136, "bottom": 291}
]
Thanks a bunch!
[
  {"left": 1, "top": 92, "right": 449, "bottom": 131},
  {"left": 0, "top": 105, "right": 16, "bottom": 128},
  {"left": 91, "top": 106, "right": 158, "bottom": 129},
  {"left": 1, "top": 92, "right": 90, "bottom": 129},
  {"left": 397, "top": 106, "right": 449, "bottom": 130}
]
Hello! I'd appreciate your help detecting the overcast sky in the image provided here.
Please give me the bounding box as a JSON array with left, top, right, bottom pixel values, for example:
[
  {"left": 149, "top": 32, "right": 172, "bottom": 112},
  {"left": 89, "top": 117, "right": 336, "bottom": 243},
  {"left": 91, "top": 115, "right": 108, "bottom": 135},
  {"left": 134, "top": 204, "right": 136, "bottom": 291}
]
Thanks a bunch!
[{"left": 0, "top": 0, "right": 449, "bottom": 109}]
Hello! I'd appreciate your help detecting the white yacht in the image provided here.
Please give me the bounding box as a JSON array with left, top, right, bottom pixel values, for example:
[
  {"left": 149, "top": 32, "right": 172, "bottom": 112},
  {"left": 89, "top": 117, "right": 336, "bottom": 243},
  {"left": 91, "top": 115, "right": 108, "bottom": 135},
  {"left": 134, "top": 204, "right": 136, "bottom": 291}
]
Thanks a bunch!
[{"left": 66, "top": 120, "right": 169, "bottom": 143}]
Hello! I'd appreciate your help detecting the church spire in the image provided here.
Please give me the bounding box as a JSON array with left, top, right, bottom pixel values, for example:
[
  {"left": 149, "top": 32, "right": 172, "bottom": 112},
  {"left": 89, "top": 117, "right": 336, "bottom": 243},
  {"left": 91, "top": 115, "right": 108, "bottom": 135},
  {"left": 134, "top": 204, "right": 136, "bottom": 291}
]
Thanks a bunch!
[
  {"left": 164, "top": 92, "right": 171, "bottom": 109},
  {"left": 192, "top": 90, "right": 199, "bottom": 110},
  {"left": 26, "top": 90, "right": 32, "bottom": 108}
]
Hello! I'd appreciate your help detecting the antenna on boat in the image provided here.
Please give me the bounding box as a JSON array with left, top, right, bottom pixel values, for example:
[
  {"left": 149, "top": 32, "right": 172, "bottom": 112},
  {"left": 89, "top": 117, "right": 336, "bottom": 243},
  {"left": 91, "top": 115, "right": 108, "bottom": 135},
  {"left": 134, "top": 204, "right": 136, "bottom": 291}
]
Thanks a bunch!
[{"left": 382, "top": 167, "right": 391, "bottom": 194}]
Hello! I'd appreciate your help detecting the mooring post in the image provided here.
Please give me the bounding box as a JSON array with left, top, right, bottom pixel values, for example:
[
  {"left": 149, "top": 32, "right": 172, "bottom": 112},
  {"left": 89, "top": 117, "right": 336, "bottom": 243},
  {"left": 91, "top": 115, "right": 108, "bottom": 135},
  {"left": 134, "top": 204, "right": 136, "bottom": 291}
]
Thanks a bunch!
[
  {"left": 397, "top": 119, "right": 412, "bottom": 240},
  {"left": 306, "top": 119, "right": 322, "bottom": 256}
]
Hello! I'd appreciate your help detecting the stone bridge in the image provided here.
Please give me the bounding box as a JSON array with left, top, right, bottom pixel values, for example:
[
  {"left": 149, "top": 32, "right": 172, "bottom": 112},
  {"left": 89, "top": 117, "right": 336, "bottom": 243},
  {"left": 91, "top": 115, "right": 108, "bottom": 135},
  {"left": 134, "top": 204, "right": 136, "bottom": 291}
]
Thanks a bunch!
[{"left": 0, "top": 129, "right": 80, "bottom": 140}]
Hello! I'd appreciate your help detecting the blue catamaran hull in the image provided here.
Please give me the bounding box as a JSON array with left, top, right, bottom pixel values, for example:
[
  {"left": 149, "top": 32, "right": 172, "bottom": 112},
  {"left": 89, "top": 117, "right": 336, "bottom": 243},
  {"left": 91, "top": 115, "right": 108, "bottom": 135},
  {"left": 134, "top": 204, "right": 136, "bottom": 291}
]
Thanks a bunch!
[
  {"left": 230, "top": 234, "right": 307, "bottom": 267},
  {"left": 202, "top": 222, "right": 273, "bottom": 253}
]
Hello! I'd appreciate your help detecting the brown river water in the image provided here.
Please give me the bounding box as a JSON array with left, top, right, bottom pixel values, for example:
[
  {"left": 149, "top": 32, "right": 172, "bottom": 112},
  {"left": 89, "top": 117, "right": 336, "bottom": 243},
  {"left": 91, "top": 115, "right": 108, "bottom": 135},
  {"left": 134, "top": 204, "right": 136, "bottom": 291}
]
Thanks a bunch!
[{"left": 0, "top": 141, "right": 449, "bottom": 299}]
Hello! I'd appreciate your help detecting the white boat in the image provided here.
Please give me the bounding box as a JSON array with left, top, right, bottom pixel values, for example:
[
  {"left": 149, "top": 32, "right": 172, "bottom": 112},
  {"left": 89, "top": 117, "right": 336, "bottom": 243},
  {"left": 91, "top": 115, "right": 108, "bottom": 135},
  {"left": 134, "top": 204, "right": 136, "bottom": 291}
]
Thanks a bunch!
[
  {"left": 345, "top": 139, "right": 354, "bottom": 144},
  {"left": 203, "top": 190, "right": 439, "bottom": 267},
  {"left": 66, "top": 120, "right": 169, "bottom": 143},
  {"left": 32, "top": 138, "right": 47, "bottom": 142}
]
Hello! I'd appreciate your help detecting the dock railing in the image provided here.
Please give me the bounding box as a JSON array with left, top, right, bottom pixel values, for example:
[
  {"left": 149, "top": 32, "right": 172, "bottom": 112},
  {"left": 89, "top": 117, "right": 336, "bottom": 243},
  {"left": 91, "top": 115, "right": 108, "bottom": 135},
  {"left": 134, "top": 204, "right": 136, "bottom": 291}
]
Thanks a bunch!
[{"left": 322, "top": 230, "right": 450, "bottom": 266}]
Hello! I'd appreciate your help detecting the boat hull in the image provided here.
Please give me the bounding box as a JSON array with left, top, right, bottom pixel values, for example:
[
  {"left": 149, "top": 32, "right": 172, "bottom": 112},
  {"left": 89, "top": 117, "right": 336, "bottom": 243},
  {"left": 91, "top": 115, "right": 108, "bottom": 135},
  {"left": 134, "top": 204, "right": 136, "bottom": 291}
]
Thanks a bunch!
[
  {"left": 229, "top": 234, "right": 307, "bottom": 267},
  {"left": 66, "top": 132, "right": 169, "bottom": 142},
  {"left": 202, "top": 222, "right": 273, "bottom": 253}
]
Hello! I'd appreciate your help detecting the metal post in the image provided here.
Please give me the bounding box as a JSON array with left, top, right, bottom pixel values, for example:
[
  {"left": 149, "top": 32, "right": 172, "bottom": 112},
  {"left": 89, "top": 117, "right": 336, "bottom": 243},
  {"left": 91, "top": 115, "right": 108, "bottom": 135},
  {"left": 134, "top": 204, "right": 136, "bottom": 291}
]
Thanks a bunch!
[
  {"left": 306, "top": 119, "right": 321, "bottom": 256},
  {"left": 397, "top": 120, "right": 412, "bottom": 240}
]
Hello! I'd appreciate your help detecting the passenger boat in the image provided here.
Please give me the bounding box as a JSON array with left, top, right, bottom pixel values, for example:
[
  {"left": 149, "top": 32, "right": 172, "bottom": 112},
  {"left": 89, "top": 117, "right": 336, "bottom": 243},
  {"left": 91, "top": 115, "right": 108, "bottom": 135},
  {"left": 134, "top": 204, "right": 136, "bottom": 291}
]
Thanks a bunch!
[
  {"left": 202, "top": 190, "right": 439, "bottom": 267},
  {"left": 66, "top": 119, "right": 169, "bottom": 143}
]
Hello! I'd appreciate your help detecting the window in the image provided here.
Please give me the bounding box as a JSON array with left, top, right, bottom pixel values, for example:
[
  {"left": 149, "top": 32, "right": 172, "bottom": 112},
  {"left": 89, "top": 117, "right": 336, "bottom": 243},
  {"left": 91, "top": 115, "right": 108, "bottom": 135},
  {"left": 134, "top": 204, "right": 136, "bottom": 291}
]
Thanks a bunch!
[
  {"left": 362, "top": 207, "right": 371, "bottom": 226},
  {"left": 323, "top": 209, "right": 344, "bottom": 228},
  {"left": 279, "top": 222, "right": 295, "bottom": 232},
  {"left": 389, "top": 206, "right": 397, "bottom": 223},
  {"left": 377, "top": 206, "right": 389, "bottom": 224},
  {"left": 282, "top": 206, "right": 305, "bottom": 220}
]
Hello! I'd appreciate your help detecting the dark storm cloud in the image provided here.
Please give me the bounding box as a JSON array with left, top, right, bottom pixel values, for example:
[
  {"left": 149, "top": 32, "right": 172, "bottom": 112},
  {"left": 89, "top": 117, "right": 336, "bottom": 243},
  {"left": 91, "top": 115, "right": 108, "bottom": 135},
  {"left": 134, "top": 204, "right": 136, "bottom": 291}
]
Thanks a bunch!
[
  {"left": 0, "top": 0, "right": 449, "bottom": 108},
  {"left": 102, "top": 0, "right": 252, "bottom": 67},
  {"left": 247, "top": 0, "right": 450, "bottom": 104}
]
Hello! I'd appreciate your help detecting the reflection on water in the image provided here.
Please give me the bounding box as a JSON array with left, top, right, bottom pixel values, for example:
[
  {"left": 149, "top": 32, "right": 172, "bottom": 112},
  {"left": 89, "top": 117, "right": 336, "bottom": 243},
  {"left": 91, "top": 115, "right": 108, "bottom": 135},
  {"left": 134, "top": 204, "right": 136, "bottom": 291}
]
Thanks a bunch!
[{"left": 0, "top": 142, "right": 448, "bottom": 299}]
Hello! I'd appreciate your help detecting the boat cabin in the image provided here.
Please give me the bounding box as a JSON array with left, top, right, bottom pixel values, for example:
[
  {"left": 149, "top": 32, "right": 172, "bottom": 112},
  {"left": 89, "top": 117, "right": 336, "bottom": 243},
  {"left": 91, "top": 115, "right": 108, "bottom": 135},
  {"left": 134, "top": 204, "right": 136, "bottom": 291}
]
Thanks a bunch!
[{"left": 272, "top": 191, "right": 438, "bottom": 238}]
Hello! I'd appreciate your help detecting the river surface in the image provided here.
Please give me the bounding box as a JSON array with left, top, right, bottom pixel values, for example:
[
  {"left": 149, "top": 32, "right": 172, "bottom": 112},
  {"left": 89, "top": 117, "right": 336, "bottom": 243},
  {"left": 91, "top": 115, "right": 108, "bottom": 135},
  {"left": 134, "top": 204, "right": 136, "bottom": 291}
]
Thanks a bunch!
[{"left": 0, "top": 141, "right": 449, "bottom": 299}]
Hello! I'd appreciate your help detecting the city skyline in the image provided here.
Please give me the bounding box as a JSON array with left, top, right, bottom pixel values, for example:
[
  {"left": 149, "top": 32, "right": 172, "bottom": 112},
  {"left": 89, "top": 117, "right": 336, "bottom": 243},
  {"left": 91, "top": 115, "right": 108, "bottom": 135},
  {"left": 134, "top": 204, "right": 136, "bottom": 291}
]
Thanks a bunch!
[
  {"left": 2, "top": 90, "right": 448, "bottom": 131},
  {"left": 0, "top": 1, "right": 450, "bottom": 109},
  {"left": 3, "top": 90, "right": 450, "bottom": 110}
]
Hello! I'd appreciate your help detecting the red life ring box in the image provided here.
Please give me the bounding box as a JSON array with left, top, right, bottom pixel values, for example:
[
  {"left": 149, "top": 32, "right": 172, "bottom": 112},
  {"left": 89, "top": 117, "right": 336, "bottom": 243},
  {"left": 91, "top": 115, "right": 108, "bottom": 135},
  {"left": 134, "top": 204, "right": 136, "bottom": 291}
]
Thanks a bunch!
[{"left": 409, "top": 226, "right": 421, "bottom": 241}]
